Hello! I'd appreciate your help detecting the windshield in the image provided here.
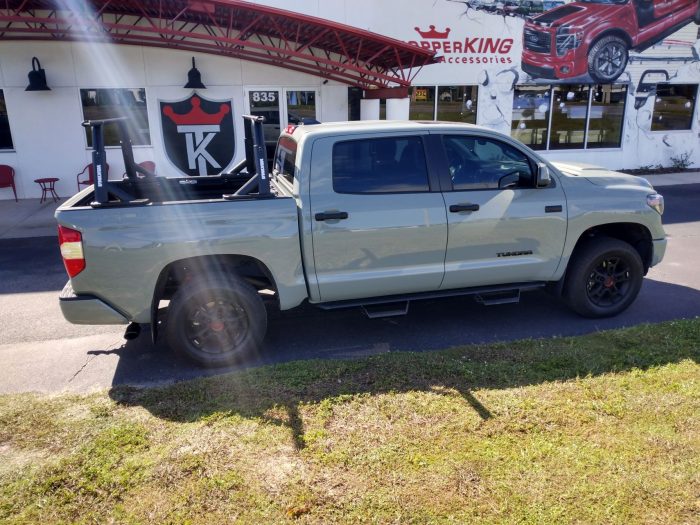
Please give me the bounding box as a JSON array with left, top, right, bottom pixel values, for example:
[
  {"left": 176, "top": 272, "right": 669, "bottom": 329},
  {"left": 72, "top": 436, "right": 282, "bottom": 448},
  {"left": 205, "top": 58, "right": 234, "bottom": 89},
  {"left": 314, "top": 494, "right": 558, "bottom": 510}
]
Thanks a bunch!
[{"left": 578, "top": 0, "right": 628, "bottom": 4}]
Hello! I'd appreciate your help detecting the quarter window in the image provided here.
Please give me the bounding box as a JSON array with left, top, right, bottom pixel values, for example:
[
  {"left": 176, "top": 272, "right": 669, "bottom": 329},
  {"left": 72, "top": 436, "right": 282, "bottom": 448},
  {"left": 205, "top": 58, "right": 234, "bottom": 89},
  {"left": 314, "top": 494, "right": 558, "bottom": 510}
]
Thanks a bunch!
[
  {"left": 444, "top": 136, "right": 534, "bottom": 191},
  {"left": 651, "top": 84, "right": 697, "bottom": 131},
  {"left": 0, "top": 90, "right": 13, "bottom": 150},
  {"left": 80, "top": 88, "right": 150, "bottom": 147},
  {"left": 332, "top": 136, "right": 429, "bottom": 194}
]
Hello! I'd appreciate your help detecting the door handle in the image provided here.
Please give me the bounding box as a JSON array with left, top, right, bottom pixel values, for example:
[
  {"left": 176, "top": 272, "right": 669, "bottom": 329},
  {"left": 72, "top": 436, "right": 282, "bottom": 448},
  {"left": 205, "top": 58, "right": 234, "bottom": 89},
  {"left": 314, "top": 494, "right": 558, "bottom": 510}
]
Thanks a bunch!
[
  {"left": 449, "top": 203, "right": 480, "bottom": 213},
  {"left": 545, "top": 205, "right": 563, "bottom": 213},
  {"left": 315, "top": 211, "right": 349, "bottom": 221}
]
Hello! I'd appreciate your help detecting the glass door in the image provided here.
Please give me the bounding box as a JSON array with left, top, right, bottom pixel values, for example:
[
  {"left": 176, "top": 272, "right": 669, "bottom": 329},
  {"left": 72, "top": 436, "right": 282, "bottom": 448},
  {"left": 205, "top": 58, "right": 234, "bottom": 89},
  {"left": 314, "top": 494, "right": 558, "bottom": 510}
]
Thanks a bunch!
[
  {"left": 284, "top": 89, "right": 318, "bottom": 126},
  {"left": 247, "top": 89, "right": 282, "bottom": 161}
]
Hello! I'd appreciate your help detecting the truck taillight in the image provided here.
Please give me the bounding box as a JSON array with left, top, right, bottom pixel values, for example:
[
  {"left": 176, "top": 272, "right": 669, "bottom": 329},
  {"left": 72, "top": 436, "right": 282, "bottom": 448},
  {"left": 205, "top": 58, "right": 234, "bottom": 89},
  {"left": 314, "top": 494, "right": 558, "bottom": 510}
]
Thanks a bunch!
[{"left": 58, "top": 225, "right": 85, "bottom": 278}]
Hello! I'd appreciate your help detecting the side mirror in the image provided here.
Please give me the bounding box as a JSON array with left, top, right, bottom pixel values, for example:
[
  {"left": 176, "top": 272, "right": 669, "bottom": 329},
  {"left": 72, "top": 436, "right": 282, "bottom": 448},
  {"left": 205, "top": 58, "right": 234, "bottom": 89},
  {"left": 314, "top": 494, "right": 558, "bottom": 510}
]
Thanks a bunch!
[{"left": 536, "top": 163, "right": 551, "bottom": 188}]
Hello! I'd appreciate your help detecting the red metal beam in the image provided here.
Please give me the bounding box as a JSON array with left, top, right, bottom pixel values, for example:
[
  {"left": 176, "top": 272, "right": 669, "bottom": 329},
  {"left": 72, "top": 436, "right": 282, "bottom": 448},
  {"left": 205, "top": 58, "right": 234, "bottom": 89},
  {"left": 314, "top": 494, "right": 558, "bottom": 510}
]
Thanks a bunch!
[{"left": 0, "top": 0, "right": 438, "bottom": 89}]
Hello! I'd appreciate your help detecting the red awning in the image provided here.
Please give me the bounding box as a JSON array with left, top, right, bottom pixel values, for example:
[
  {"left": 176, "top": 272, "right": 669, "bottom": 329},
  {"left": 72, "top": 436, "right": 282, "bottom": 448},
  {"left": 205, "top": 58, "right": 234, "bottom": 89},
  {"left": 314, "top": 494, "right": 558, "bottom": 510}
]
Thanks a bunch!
[{"left": 0, "top": 0, "right": 438, "bottom": 89}]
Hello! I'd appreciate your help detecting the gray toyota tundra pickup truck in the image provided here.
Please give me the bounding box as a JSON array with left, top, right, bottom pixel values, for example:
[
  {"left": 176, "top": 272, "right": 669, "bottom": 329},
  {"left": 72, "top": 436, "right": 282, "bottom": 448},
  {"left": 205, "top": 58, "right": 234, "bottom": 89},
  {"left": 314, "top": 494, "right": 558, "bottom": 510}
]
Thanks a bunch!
[{"left": 56, "top": 116, "right": 666, "bottom": 366}]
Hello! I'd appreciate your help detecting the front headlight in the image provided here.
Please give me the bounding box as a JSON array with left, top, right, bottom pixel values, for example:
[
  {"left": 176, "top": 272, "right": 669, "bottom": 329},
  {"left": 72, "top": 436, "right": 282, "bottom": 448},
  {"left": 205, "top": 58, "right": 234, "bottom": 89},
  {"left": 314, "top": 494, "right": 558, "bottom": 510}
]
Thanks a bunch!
[
  {"left": 647, "top": 193, "right": 664, "bottom": 215},
  {"left": 555, "top": 24, "right": 583, "bottom": 56}
]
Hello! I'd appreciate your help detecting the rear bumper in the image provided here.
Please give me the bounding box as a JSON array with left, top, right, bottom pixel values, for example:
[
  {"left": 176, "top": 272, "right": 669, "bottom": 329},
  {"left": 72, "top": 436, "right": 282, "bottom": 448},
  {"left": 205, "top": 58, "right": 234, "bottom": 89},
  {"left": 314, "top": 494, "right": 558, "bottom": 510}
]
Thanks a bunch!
[
  {"left": 651, "top": 238, "right": 667, "bottom": 268},
  {"left": 59, "top": 281, "right": 129, "bottom": 325}
]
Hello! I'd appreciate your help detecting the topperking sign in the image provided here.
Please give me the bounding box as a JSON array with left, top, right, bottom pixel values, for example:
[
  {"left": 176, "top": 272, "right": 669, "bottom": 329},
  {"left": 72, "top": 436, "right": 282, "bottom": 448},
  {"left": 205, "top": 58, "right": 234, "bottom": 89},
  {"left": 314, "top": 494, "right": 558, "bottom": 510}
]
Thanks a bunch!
[{"left": 160, "top": 94, "right": 236, "bottom": 177}]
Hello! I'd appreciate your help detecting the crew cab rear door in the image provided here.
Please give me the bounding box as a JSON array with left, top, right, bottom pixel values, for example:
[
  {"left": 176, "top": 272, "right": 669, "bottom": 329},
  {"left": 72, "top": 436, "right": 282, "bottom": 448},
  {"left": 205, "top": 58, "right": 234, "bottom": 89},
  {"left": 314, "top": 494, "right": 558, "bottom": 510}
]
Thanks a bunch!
[
  {"left": 308, "top": 133, "right": 447, "bottom": 302},
  {"left": 436, "top": 132, "right": 567, "bottom": 289}
]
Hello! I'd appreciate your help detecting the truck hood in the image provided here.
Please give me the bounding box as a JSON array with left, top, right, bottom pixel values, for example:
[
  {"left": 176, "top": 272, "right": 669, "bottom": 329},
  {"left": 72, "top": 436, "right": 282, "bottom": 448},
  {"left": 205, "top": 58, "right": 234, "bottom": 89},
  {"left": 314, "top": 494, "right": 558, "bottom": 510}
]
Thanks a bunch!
[
  {"left": 531, "top": 2, "right": 624, "bottom": 28},
  {"left": 552, "top": 161, "right": 654, "bottom": 189}
]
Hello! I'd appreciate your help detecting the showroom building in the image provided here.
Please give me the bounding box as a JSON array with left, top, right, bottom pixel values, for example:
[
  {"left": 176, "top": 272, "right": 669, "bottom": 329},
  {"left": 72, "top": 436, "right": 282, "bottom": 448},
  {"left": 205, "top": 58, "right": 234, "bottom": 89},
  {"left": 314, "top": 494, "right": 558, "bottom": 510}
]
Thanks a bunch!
[{"left": 0, "top": 0, "right": 699, "bottom": 200}]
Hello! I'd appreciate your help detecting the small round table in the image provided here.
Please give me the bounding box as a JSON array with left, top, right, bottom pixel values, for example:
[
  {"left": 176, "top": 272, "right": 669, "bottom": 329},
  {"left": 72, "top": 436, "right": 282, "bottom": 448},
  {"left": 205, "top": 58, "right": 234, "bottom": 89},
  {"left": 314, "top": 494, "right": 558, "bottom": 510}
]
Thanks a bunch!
[{"left": 34, "top": 178, "right": 60, "bottom": 204}]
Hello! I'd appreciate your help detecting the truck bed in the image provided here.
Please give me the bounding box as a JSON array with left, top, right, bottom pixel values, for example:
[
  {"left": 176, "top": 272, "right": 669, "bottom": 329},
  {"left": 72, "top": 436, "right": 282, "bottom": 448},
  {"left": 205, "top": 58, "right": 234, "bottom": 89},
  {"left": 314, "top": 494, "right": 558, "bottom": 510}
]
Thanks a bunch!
[{"left": 68, "top": 172, "right": 285, "bottom": 208}]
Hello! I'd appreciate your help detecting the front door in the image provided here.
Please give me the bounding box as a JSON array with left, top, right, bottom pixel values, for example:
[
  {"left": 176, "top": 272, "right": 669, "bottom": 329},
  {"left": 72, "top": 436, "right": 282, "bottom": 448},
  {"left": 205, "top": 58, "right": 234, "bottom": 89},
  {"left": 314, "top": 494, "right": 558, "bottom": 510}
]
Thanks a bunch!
[
  {"left": 246, "top": 89, "right": 282, "bottom": 160},
  {"left": 438, "top": 133, "right": 568, "bottom": 290},
  {"left": 309, "top": 134, "right": 448, "bottom": 302}
]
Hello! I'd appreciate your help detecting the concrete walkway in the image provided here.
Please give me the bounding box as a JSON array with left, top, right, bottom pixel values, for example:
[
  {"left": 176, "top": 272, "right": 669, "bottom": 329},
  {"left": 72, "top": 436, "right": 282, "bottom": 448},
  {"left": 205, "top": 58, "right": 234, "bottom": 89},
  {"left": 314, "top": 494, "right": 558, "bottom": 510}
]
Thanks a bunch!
[
  {"left": 0, "top": 171, "right": 698, "bottom": 240},
  {"left": 0, "top": 198, "right": 65, "bottom": 239}
]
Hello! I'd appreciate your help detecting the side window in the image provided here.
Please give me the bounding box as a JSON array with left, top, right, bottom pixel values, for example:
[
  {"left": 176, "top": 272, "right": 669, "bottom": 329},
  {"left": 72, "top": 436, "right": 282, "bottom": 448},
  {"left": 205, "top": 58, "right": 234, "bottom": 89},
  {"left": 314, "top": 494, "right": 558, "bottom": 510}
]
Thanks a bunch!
[
  {"left": 333, "top": 136, "right": 429, "bottom": 194},
  {"left": 443, "top": 135, "right": 534, "bottom": 191}
]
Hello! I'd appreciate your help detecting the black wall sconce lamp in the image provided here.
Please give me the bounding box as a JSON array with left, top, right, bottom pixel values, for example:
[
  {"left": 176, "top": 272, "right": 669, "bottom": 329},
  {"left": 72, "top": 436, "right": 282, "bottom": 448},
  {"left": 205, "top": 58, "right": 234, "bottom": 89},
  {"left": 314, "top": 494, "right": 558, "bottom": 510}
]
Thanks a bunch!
[
  {"left": 26, "top": 57, "right": 51, "bottom": 91},
  {"left": 184, "top": 57, "right": 206, "bottom": 89}
]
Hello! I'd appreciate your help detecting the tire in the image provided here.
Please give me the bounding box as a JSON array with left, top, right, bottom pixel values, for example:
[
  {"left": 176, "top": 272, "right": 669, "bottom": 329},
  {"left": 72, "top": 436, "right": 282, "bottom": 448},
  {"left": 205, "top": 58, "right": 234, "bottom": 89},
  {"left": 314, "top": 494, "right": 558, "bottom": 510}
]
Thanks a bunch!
[
  {"left": 165, "top": 275, "right": 267, "bottom": 367},
  {"left": 564, "top": 237, "right": 644, "bottom": 318},
  {"left": 587, "top": 36, "right": 629, "bottom": 83}
]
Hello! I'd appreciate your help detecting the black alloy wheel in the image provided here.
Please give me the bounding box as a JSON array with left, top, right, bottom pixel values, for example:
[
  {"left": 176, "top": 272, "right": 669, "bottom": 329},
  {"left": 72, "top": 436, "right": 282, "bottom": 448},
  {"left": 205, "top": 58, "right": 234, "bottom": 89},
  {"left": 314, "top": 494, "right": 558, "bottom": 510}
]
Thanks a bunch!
[
  {"left": 166, "top": 276, "right": 267, "bottom": 367},
  {"left": 564, "top": 237, "right": 644, "bottom": 318},
  {"left": 585, "top": 256, "right": 632, "bottom": 308}
]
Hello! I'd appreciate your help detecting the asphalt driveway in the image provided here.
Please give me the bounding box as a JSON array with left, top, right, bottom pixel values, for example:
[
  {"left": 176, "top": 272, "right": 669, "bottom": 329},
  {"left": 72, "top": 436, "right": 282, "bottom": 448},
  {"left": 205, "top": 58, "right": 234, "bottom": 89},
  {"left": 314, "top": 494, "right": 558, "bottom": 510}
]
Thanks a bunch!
[{"left": 1, "top": 184, "right": 698, "bottom": 394}]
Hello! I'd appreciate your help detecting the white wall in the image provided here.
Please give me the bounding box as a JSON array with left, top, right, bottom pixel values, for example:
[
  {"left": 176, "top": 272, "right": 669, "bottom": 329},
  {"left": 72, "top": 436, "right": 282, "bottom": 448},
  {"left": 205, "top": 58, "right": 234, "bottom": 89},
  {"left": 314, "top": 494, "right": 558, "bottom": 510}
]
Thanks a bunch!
[
  {"left": 0, "top": 41, "right": 343, "bottom": 200},
  {"left": 1, "top": 0, "right": 699, "bottom": 200}
]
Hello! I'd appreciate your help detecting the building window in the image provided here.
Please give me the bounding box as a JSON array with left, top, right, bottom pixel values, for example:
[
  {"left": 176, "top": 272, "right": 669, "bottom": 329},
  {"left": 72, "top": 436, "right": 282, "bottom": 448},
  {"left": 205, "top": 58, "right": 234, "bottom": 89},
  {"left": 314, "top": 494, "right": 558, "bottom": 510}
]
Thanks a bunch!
[
  {"left": 409, "top": 86, "right": 436, "bottom": 120},
  {"left": 588, "top": 84, "right": 627, "bottom": 148},
  {"left": 511, "top": 85, "right": 551, "bottom": 150},
  {"left": 0, "top": 90, "right": 13, "bottom": 150},
  {"left": 512, "top": 83, "right": 626, "bottom": 150},
  {"left": 651, "top": 84, "right": 697, "bottom": 132},
  {"left": 549, "top": 85, "right": 590, "bottom": 150},
  {"left": 437, "top": 86, "right": 478, "bottom": 124},
  {"left": 80, "top": 88, "right": 150, "bottom": 147}
]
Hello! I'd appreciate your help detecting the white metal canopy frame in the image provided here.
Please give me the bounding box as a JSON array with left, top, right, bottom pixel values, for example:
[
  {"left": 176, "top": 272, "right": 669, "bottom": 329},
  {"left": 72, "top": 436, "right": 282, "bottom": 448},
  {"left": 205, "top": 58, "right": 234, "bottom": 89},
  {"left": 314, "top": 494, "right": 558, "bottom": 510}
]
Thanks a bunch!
[{"left": 0, "top": 0, "right": 439, "bottom": 89}]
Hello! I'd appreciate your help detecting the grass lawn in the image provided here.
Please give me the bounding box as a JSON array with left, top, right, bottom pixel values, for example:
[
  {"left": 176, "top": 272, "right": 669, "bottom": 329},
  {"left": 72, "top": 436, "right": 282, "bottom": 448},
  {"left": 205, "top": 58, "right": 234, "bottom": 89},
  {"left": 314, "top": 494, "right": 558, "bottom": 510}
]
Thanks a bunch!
[{"left": 1, "top": 320, "right": 699, "bottom": 524}]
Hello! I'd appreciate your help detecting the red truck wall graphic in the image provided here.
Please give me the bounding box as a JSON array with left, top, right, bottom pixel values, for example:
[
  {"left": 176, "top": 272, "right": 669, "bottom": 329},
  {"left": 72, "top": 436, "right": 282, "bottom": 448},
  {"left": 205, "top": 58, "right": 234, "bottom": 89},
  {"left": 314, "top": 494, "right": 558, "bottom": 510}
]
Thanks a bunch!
[{"left": 521, "top": 0, "right": 700, "bottom": 83}]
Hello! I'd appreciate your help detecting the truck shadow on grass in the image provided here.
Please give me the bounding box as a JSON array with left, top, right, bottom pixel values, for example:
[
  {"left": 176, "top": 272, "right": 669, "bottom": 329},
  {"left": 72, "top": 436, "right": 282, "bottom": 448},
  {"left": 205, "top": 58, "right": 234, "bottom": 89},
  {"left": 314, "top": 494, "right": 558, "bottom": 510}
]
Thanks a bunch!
[{"left": 107, "top": 294, "right": 700, "bottom": 450}]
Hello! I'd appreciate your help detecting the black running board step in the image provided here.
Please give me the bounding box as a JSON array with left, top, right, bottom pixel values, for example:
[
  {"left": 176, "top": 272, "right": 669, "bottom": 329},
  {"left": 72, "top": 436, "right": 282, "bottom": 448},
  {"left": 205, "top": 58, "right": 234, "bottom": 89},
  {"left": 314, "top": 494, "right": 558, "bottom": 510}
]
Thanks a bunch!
[
  {"left": 361, "top": 301, "right": 410, "bottom": 319},
  {"left": 475, "top": 289, "right": 520, "bottom": 306},
  {"left": 316, "top": 282, "right": 545, "bottom": 311}
]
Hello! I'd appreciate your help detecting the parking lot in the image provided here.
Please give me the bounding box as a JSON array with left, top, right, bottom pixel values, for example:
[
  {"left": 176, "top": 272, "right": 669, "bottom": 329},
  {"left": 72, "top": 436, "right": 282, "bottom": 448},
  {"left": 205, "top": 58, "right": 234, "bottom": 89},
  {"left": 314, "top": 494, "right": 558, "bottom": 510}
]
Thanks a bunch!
[{"left": 1, "top": 182, "right": 699, "bottom": 394}]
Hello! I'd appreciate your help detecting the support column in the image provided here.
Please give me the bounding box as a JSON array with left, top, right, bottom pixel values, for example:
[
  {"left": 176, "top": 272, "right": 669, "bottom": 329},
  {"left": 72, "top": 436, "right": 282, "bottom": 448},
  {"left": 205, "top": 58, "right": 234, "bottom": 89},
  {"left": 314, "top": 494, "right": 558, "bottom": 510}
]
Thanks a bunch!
[
  {"left": 385, "top": 97, "right": 410, "bottom": 121},
  {"left": 360, "top": 98, "right": 380, "bottom": 120}
]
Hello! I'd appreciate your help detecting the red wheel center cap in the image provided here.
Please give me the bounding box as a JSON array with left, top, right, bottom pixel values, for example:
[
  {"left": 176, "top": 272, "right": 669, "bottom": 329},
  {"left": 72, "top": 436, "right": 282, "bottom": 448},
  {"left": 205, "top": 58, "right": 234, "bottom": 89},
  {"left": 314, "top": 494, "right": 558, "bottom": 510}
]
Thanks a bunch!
[
  {"left": 210, "top": 321, "right": 225, "bottom": 332},
  {"left": 604, "top": 276, "right": 615, "bottom": 288}
]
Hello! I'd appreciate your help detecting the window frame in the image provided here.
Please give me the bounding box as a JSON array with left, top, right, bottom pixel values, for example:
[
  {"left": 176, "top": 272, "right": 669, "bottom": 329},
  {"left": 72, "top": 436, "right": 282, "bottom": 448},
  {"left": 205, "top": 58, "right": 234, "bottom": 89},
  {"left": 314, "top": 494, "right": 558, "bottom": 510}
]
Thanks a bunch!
[
  {"left": 79, "top": 87, "right": 152, "bottom": 149},
  {"left": 331, "top": 134, "right": 434, "bottom": 195},
  {"left": 650, "top": 83, "right": 698, "bottom": 133},
  {"left": 511, "top": 83, "right": 628, "bottom": 151}
]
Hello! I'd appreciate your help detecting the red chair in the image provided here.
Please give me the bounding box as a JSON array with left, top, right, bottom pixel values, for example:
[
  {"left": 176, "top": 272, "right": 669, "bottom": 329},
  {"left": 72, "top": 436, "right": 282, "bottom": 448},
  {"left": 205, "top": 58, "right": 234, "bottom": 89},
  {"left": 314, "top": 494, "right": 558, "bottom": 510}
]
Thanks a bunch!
[
  {"left": 0, "top": 165, "right": 18, "bottom": 202},
  {"left": 123, "top": 161, "right": 156, "bottom": 179},
  {"left": 76, "top": 162, "right": 110, "bottom": 191}
]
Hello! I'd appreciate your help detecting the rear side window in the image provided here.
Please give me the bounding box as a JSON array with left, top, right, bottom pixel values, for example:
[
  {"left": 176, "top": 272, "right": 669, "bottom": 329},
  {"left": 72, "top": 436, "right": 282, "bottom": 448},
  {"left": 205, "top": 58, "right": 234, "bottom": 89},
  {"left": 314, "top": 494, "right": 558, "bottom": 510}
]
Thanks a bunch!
[
  {"left": 274, "top": 136, "right": 297, "bottom": 184},
  {"left": 443, "top": 135, "right": 534, "bottom": 191},
  {"left": 332, "top": 136, "right": 429, "bottom": 194}
]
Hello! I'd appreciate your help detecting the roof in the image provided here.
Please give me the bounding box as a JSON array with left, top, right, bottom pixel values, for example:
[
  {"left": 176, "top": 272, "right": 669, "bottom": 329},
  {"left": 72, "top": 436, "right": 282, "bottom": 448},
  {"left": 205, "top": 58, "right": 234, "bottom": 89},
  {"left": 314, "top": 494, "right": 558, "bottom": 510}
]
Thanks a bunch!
[
  {"left": 0, "top": 0, "right": 439, "bottom": 89},
  {"left": 286, "top": 120, "right": 491, "bottom": 139}
]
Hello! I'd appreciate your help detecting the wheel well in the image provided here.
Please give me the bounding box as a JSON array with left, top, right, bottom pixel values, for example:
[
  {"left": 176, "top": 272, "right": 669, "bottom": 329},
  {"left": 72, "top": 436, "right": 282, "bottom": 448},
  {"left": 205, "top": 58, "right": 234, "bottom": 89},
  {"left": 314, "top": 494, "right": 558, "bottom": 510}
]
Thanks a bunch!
[
  {"left": 589, "top": 29, "right": 632, "bottom": 50},
  {"left": 150, "top": 255, "right": 278, "bottom": 340},
  {"left": 572, "top": 223, "right": 653, "bottom": 273}
]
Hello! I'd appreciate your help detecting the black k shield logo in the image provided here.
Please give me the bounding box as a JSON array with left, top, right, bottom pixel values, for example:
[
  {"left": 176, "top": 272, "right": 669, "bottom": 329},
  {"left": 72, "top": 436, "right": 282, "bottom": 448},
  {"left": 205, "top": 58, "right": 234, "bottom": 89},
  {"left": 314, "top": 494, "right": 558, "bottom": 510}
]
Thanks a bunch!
[{"left": 160, "top": 94, "right": 235, "bottom": 176}]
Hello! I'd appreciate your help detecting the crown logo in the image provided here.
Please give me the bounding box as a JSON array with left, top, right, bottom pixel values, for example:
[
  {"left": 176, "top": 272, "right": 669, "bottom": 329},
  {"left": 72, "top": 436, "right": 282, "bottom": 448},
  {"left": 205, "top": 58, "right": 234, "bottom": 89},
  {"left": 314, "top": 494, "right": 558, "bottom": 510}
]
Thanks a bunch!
[
  {"left": 414, "top": 25, "right": 451, "bottom": 39},
  {"left": 163, "top": 96, "right": 230, "bottom": 126}
]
